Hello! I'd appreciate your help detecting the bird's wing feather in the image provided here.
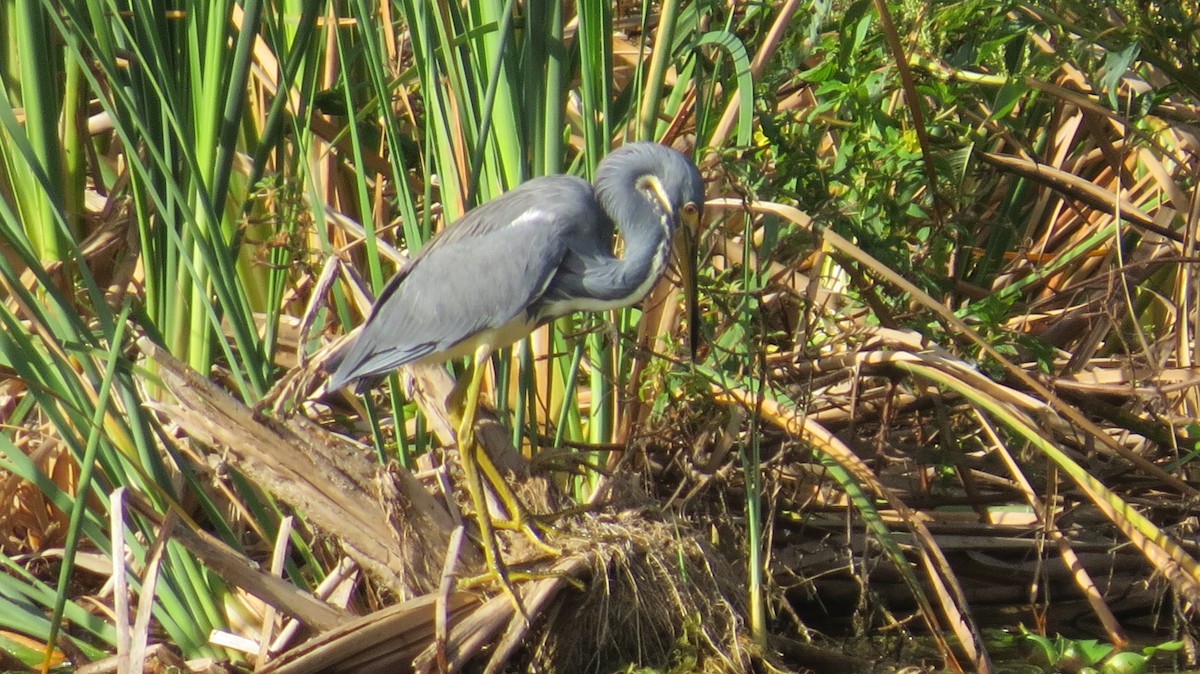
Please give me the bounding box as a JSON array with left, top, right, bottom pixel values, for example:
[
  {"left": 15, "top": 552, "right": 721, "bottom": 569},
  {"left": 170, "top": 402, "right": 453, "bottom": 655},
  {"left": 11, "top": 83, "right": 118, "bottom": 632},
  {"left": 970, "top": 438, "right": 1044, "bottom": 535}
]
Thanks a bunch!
[
  {"left": 329, "top": 177, "right": 600, "bottom": 387},
  {"left": 418, "top": 175, "right": 592, "bottom": 252}
]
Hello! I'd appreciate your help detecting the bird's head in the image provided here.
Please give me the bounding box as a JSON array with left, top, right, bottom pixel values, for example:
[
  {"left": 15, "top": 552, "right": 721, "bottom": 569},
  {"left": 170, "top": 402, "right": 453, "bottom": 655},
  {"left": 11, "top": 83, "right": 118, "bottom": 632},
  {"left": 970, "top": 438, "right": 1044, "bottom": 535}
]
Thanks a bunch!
[
  {"left": 595, "top": 142, "right": 705, "bottom": 239},
  {"left": 595, "top": 142, "right": 705, "bottom": 357}
]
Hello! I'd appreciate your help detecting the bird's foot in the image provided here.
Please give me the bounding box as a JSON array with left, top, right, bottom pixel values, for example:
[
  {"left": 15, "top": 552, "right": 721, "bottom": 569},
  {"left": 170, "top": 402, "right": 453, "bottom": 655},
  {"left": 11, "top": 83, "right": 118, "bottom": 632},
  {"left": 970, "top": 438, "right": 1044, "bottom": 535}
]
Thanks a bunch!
[
  {"left": 489, "top": 514, "right": 562, "bottom": 557},
  {"left": 462, "top": 523, "right": 579, "bottom": 622},
  {"left": 534, "top": 501, "right": 602, "bottom": 523},
  {"left": 470, "top": 532, "right": 529, "bottom": 620},
  {"left": 461, "top": 564, "right": 584, "bottom": 594},
  {"left": 470, "top": 449, "right": 567, "bottom": 556}
]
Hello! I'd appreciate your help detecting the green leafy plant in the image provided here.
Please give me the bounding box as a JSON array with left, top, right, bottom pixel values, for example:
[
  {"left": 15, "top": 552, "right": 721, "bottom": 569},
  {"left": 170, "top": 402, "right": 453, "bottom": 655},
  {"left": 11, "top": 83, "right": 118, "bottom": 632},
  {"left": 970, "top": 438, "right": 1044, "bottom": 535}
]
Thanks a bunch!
[
  {"left": 1011, "top": 625, "right": 1184, "bottom": 674},
  {"left": 2, "top": 0, "right": 1199, "bottom": 670}
]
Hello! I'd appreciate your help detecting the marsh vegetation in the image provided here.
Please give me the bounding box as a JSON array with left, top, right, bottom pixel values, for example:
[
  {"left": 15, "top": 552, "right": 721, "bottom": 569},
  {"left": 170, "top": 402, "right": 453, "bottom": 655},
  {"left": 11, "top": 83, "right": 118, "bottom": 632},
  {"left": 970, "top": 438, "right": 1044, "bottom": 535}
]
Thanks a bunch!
[{"left": 0, "top": 0, "right": 1197, "bottom": 672}]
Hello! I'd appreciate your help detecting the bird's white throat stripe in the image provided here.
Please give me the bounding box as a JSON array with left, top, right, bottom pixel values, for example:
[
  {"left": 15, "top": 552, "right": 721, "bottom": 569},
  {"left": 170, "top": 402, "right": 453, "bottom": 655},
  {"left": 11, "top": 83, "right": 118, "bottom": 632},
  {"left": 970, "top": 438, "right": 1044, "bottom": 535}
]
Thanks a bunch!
[{"left": 634, "top": 223, "right": 671, "bottom": 299}]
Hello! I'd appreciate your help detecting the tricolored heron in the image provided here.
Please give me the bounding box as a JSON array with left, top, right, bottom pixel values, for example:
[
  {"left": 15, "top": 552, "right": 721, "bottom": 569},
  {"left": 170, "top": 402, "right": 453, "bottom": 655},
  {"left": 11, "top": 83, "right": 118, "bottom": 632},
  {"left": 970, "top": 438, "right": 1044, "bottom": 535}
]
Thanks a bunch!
[{"left": 327, "top": 141, "right": 704, "bottom": 589}]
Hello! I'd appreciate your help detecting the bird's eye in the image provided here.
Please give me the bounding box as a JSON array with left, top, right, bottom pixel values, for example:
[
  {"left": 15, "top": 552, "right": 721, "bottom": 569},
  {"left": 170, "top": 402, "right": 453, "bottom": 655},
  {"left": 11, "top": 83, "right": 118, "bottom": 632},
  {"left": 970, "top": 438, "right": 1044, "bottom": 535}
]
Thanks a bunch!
[{"left": 680, "top": 202, "right": 700, "bottom": 222}]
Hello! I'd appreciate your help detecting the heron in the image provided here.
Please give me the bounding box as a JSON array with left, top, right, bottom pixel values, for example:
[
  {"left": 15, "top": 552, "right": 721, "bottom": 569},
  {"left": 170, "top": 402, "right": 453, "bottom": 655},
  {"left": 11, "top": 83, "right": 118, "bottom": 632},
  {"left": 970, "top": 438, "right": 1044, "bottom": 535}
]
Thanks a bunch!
[{"left": 327, "top": 141, "right": 704, "bottom": 589}]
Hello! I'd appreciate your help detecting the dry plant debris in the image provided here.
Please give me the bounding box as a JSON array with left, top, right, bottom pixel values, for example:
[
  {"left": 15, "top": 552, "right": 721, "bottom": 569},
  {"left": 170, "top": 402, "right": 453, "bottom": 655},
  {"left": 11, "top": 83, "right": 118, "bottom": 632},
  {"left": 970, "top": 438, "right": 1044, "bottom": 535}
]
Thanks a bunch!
[{"left": 137, "top": 336, "right": 781, "bottom": 673}]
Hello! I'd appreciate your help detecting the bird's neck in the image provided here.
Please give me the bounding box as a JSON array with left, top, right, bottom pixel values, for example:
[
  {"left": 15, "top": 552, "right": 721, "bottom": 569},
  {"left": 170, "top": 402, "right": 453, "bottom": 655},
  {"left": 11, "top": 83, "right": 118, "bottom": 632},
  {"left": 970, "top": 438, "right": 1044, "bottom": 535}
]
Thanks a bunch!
[
  {"left": 584, "top": 158, "right": 675, "bottom": 306},
  {"left": 614, "top": 213, "right": 670, "bottom": 295}
]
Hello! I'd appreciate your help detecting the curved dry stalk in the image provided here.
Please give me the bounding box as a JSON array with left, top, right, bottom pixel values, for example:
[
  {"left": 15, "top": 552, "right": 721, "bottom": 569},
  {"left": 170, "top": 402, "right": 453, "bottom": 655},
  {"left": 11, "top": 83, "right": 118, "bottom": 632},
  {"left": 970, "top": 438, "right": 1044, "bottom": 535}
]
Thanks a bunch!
[
  {"left": 711, "top": 384, "right": 989, "bottom": 674},
  {"left": 972, "top": 410, "right": 1127, "bottom": 647},
  {"left": 821, "top": 227, "right": 1200, "bottom": 499},
  {"left": 978, "top": 152, "right": 1180, "bottom": 243},
  {"left": 883, "top": 355, "right": 1200, "bottom": 605}
]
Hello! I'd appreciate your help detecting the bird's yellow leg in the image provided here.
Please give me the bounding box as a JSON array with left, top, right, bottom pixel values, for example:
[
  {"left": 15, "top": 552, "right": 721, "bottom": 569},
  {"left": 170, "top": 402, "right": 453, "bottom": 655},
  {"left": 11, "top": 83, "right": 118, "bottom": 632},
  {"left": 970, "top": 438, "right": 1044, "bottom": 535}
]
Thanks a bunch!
[
  {"left": 445, "top": 359, "right": 560, "bottom": 557},
  {"left": 472, "top": 452, "right": 561, "bottom": 556},
  {"left": 455, "top": 351, "right": 528, "bottom": 617}
]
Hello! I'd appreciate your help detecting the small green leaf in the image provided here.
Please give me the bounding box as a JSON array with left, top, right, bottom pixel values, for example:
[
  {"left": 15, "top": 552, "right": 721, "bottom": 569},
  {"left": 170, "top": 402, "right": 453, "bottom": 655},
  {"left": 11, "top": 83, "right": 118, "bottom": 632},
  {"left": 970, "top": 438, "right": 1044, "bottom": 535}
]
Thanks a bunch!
[
  {"left": 991, "top": 79, "right": 1027, "bottom": 119},
  {"left": 1102, "top": 43, "right": 1140, "bottom": 110},
  {"left": 1017, "top": 627, "right": 1059, "bottom": 669},
  {"left": 1100, "top": 652, "right": 1146, "bottom": 674},
  {"left": 1141, "top": 640, "right": 1184, "bottom": 656}
]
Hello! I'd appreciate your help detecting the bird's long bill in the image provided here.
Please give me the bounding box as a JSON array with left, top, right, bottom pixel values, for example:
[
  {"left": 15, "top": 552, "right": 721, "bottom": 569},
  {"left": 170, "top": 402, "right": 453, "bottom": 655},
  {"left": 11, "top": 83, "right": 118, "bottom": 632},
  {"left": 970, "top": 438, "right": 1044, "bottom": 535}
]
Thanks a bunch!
[{"left": 672, "top": 220, "right": 700, "bottom": 361}]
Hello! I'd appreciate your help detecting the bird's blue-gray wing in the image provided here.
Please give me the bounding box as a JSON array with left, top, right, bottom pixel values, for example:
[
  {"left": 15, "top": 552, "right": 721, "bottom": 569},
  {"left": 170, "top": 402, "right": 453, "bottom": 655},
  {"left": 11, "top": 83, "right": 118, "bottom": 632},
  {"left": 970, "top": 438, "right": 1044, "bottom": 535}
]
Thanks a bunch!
[{"left": 328, "top": 176, "right": 598, "bottom": 389}]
